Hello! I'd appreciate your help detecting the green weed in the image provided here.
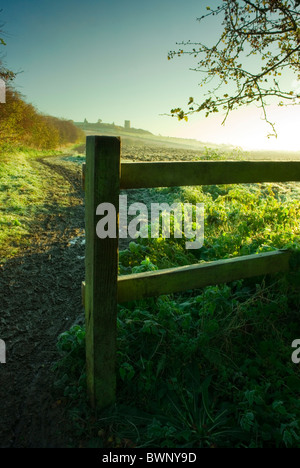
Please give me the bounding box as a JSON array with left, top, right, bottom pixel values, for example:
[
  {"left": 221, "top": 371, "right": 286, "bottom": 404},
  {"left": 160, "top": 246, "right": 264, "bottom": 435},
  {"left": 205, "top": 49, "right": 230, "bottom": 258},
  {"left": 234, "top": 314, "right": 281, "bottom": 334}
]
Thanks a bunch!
[{"left": 53, "top": 171, "right": 300, "bottom": 447}]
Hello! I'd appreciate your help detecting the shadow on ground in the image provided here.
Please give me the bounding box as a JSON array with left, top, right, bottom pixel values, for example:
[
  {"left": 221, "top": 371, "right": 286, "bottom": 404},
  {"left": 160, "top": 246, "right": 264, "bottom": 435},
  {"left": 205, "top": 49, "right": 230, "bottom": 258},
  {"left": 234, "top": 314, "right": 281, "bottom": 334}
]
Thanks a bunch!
[{"left": 0, "top": 158, "right": 86, "bottom": 447}]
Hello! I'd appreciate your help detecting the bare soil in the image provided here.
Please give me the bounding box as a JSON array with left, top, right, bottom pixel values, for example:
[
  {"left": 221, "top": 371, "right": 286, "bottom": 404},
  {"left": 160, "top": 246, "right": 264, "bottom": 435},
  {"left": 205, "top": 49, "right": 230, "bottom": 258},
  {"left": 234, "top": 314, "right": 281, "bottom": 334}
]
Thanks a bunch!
[{"left": 0, "top": 156, "right": 86, "bottom": 447}]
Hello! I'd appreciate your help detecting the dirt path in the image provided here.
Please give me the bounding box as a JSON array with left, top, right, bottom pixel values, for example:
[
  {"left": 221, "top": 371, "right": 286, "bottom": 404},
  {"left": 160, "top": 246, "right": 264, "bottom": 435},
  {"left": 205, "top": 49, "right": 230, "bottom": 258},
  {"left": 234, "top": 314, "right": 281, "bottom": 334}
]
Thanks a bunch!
[
  {"left": 0, "top": 149, "right": 175, "bottom": 447},
  {"left": 0, "top": 156, "right": 86, "bottom": 447}
]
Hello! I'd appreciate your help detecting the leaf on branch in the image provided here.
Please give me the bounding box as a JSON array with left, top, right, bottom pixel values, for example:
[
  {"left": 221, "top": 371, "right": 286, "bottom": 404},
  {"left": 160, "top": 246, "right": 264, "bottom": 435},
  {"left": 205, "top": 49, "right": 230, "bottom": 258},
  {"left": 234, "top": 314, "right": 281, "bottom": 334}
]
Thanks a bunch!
[{"left": 168, "top": 0, "right": 300, "bottom": 135}]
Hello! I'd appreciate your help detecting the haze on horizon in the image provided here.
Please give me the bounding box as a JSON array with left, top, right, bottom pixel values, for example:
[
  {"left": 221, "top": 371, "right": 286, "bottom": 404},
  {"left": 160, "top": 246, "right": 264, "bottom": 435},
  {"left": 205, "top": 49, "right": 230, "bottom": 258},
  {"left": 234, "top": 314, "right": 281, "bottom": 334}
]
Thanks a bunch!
[{"left": 1, "top": 0, "right": 299, "bottom": 152}]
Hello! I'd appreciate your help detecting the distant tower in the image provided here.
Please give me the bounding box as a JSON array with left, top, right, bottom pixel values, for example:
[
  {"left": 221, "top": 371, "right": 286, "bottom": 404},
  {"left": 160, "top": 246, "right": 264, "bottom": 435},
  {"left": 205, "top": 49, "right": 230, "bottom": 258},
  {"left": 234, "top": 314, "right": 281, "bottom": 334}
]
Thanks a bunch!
[{"left": 124, "top": 120, "right": 131, "bottom": 130}]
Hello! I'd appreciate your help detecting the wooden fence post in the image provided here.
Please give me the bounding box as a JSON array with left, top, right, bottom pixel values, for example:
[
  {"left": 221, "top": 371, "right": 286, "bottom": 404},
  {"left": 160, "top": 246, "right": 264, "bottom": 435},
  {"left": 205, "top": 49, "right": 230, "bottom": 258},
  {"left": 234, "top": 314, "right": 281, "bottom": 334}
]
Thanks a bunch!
[{"left": 85, "top": 135, "right": 121, "bottom": 409}]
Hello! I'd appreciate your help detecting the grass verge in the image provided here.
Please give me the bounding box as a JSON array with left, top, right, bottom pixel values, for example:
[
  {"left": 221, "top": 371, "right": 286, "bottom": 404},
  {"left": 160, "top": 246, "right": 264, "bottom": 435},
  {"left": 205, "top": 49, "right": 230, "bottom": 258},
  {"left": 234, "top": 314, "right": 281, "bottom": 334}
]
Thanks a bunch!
[{"left": 0, "top": 145, "right": 79, "bottom": 262}]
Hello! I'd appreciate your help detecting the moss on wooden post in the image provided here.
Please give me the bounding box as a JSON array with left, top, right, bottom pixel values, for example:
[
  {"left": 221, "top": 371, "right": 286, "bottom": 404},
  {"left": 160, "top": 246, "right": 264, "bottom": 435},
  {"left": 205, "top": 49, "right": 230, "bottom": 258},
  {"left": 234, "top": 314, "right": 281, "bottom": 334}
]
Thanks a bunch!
[{"left": 85, "top": 135, "right": 120, "bottom": 409}]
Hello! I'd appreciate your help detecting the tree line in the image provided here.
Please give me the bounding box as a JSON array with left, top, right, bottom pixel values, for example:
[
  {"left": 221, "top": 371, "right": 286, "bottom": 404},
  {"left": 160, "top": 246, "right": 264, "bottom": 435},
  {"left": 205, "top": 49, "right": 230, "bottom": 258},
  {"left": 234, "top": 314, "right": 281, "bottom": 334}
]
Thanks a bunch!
[
  {"left": 0, "top": 87, "right": 84, "bottom": 150},
  {"left": 0, "top": 15, "right": 84, "bottom": 151}
]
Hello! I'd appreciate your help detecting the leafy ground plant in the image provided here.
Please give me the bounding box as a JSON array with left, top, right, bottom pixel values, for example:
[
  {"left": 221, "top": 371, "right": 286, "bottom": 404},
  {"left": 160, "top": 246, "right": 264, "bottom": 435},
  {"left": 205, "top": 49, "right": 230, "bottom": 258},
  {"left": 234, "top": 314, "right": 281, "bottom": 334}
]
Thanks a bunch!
[
  {"left": 53, "top": 270, "right": 300, "bottom": 447},
  {"left": 53, "top": 174, "right": 300, "bottom": 448}
]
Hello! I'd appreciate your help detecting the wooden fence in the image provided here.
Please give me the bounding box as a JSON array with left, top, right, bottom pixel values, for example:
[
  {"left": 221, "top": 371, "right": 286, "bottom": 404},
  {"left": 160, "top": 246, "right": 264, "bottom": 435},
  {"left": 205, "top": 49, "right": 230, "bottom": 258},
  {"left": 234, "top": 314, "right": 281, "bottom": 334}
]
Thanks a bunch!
[{"left": 82, "top": 135, "right": 300, "bottom": 409}]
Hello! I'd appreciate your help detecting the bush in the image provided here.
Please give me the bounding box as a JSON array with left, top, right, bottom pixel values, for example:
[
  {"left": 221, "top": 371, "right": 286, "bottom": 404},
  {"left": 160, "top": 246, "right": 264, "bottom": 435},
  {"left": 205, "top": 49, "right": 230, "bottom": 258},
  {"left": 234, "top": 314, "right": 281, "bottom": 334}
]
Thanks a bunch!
[{"left": 0, "top": 88, "right": 84, "bottom": 150}]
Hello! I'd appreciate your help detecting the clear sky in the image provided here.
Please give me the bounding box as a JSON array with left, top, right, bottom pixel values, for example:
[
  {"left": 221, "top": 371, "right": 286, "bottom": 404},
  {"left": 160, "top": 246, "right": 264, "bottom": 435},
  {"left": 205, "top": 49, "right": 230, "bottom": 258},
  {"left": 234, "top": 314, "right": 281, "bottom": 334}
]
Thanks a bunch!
[{"left": 1, "top": 0, "right": 299, "bottom": 151}]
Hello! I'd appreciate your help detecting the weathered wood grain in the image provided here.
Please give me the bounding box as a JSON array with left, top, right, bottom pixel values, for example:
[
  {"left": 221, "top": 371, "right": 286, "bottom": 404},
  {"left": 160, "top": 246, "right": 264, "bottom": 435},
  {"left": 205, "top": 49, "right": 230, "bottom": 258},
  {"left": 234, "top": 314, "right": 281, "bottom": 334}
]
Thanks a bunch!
[
  {"left": 84, "top": 135, "right": 120, "bottom": 409},
  {"left": 120, "top": 161, "right": 300, "bottom": 189},
  {"left": 117, "top": 250, "right": 292, "bottom": 302}
]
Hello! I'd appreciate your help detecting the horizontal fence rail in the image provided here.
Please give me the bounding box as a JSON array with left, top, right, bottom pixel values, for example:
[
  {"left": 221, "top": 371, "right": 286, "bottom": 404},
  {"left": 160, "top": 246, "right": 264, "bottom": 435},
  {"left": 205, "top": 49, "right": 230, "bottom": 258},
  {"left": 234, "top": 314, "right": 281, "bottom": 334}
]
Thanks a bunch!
[
  {"left": 82, "top": 249, "right": 292, "bottom": 305},
  {"left": 82, "top": 160, "right": 300, "bottom": 191},
  {"left": 83, "top": 135, "right": 300, "bottom": 410},
  {"left": 117, "top": 250, "right": 292, "bottom": 302},
  {"left": 120, "top": 161, "right": 300, "bottom": 189}
]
